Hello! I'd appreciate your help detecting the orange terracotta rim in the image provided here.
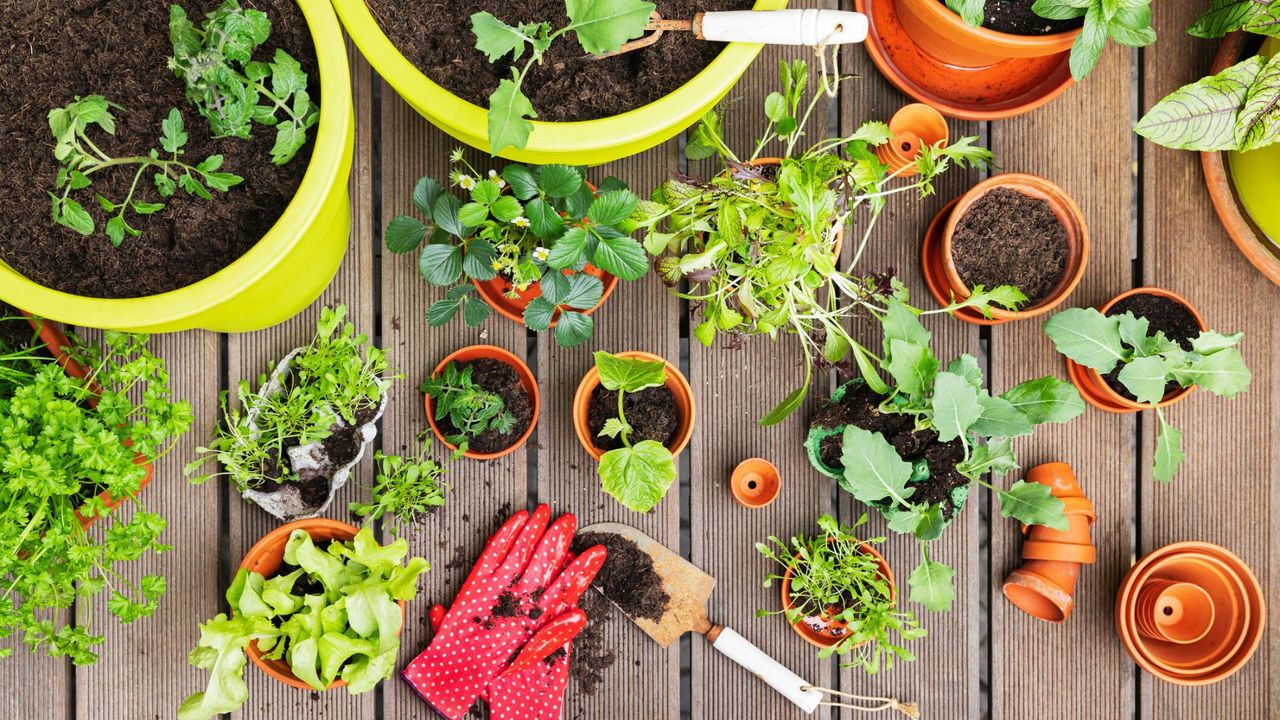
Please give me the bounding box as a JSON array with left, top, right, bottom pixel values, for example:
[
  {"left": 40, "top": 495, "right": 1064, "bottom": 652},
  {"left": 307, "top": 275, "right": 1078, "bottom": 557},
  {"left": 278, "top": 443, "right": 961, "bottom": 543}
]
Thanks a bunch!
[
  {"left": 780, "top": 543, "right": 894, "bottom": 649},
  {"left": 941, "top": 174, "right": 1089, "bottom": 321},
  {"left": 572, "top": 351, "right": 694, "bottom": 462},
  {"left": 424, "top": 345, "right": 539, "bottom": 461},
  {"left": 894, "top": 0, "right": 1079, "bottom": 65},
  {"left": 239, "top": 519, "right": 406, "bottom": 691},
  {"left": 472, "top": 264, "right": 619, "bottom": 327},
  {"left": 921, "top": 198, "right": 1005, "bottom": 326},
  {"left": 729, "top": 458, "right": 781, "bottom": 509}
]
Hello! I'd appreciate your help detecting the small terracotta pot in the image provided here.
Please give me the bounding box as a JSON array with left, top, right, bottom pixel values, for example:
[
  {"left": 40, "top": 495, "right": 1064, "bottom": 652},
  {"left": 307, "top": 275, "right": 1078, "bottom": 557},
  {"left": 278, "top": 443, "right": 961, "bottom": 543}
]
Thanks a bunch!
[
  {"left": 780, "top": 543, "right": 894, "bottom": 649},
  {"left": 472, "top": 265, "right": 619, "bottom": 327},
  {"left": 572, "top": 351, "right": 694, "bottom": 462},
  {"left": 1134, "top": 580, "right": 1215, "bottom": 645},
  {"left": 239, "top": 519, "right": 405, "bottom": 691},
  {"left": 1067, "top": 287, "right": 1207, "bottom": 414},
  {"left": 894, "top": 0, "right": 1078, "bottom": 68},
  {"left": 424, "top": 345, "right": 539, "bottom": 461},
  {"left": 877, "top": 104, "right": 948, "bottom": 177},
  {"left": 1002, "top": 463, "right": 1096, "bottom": 623},
  {"left": 931, "top": 174, "right": 1088, "bottom": 323},
  {"left": 729, "top": 458, "right": 781, "bottom": 509}
]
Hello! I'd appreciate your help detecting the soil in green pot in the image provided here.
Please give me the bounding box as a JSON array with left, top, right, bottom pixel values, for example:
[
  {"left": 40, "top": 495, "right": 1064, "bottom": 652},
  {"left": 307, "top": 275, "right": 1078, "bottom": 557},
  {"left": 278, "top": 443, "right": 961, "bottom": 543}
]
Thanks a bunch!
[
  {"left": 1101, "top": 293, "right": 1200, "bottom": 401},
  {"left": 951, "top": 187, "right": 1069, "bottom": 306},
  {"left": 0, "top": 0, "right": 318, "bottom": 299},
  {"left": 364, "top": 0, "right": 753, "bottom": 122},
  {"left": 952, "top": 0, "right": 1084, "bottom": 35},
  {"left": 587, "top": 384, "right": 679, "bottom": 452},
  {"left": 436, "top": 358, "right": 534, "bottom": 454}
]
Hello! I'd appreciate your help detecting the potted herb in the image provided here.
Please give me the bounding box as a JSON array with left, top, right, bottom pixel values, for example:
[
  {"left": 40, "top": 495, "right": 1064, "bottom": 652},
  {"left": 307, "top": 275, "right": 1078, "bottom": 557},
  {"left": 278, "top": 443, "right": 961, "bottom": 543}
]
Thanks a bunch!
[
  {"left": 635, "top": 59, "right": 1000, "bottom": 424},
  {"left": 349, "top": 439, "right": 450, "bottom": 537},
  {"left": 572, "top": 351, "right": 694, "bottom": 512},
  {"left": 423, "top": 345, "right": 539, "bottom": 460},
  {"left": 186, "top": 305, "right": 395, "bottom": 520},
  {"left": 757, "top": 514, "right": 924, "bottom": 674},
  {"left": 821, "top": 298, "right": 1085, "bottom": 611},
  {"left": 178, "top": 521, "right": 429, "bottom": 720},
  {"left": 0, "top": 0, "right": 354, "bottom": 332},
  {"left": 1044, "top": 287, "right": 1252, "bottom": 482},
  {"left": 386, "top": 154, "right": 647, "bottom": 347},
  {"left": 0, "top": 313, "right": 191, "bottom": 665}
]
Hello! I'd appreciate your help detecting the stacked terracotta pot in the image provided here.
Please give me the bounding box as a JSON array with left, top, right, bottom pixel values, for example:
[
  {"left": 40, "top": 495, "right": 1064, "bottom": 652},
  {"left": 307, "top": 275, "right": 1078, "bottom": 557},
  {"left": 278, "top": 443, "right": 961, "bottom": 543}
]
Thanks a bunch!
[
  {"left": 1115, "top": 542, "right": 1265, "bottom": 684},
  {"left": 1002, "top": 463, "right": 1096, "bottom": 623}
]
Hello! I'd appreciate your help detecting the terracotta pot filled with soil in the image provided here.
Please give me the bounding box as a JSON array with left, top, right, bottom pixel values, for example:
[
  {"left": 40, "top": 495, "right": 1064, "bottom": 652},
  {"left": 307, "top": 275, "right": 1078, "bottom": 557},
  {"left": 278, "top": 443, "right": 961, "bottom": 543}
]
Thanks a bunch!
[
  {"left": 805, "top": 379, "right": 970, "bottom": 529},
  {"left": 779, "top": 542, "right": 894, "bottom": 649},
  {"left": 424, "top": 345, "right": 539, "bottom": 460},
  {"left": 922, "top": 173, "right": 1087, "bottom": 324},
  {"left": 573, "top": 351, "right": 695, "bottom": 462},
  {"left": 1067, "top": 287, "right": 1207, "bottom": 413},
  {"left": 895, "top": 0, "right": 1080, "bottom": 68}
]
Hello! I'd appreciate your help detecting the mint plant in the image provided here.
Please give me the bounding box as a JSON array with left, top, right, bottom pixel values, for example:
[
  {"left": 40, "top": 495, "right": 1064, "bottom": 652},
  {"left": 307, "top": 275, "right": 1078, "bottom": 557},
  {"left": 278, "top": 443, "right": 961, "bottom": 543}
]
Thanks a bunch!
[
  {"left": 470, "top": 0, "right": 655, "bottom": 153},
  {"left": 350, "top": 440, "right": 451, "bottom": 537},
  {"left": 635, "top": 60, "right": 1001, "bottom": 425},
  {"left": 386, "top": 152, "right": 648, "bottom": 347},
  {"left": 1044, "top": 307, "right": 1251, "bottom": 482},
  {"left": 836, "top": 298, "right": 1085, "bottom": 611},
  {"left": 178, "top": 528, "right": 429, "bottom": 720},
  {"left": 757, "top": 514, "right": 925, "bottom": 674},
  {"left": 593, "top": 351, "right": 677, "bottom": 513},
  {"left": 422, "top": 361, "right": 517, "bottom": 449},
  {"left": 168, "top": 0, "right": 319, "bottom": 164},
  {"left": 48, "top": 95, "right": 241, "bottom": 246}
]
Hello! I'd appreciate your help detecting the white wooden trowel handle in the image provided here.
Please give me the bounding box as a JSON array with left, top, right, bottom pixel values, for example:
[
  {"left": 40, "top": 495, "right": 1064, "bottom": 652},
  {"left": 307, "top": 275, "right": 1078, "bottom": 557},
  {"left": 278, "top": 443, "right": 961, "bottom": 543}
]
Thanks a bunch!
[
  {"left": 708, "top": 626, "right": 824, "bottom": 714},
  {"left": 698, "top": 9, "right": 869, "bottom": 45}
]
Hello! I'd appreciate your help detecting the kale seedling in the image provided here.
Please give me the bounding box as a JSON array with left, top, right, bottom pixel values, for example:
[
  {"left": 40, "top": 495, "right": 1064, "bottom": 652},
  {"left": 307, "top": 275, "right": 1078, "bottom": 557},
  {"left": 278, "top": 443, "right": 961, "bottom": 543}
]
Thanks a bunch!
[
  {"left": 48, "top": 95, "right": 241, "bottom": 246},
  {"left": 593, "top": 351, "right": 677, "bottom": 513},
  {"left": 350, "top": 440, "right": 451, "bottom": 537},
  {"left": 421, "top": 361, "right": 518, "bottom": 449},
  {"left": 169, "top": 0, "right": 319, "bottom": 164},
  {"left": 1044, "top": 306, "right": 1251, "bottom": 482}
]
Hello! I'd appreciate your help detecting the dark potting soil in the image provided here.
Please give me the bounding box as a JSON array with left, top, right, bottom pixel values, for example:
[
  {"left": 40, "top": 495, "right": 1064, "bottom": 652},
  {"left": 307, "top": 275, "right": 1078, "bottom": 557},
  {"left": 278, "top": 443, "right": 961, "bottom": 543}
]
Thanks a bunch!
[
  {"left": 364, "top": 0, "right": 753, "bottom": 123},
  {"left": 587, "top": 385, "right": 679, "bottom": 452},
  {"left": 0, "top": 0, "right": 317, "bottom": 299},
  {"left": 437, "top": 358, "right": 533, "bottom": 454},
  {"left": 572, "top": 532, "right": 670, "bottom": 623},
  {"left": 258, "top": 403, "right": 377, "bottom": 507},
  {"left": 1101, "top": 293, "right": 1200, "bottom": 401},
  {"left": 572, "top": 590, "right": 619, "bottom": 696},
  {"left": 965, "top": 0, "right": 1084, "bottom": 35},
  {"left": 951, "top": 187, "right": 1069, "bottom": 306},
  {"left": 812, "top": 381, "right": 969, "bottom": 520}
]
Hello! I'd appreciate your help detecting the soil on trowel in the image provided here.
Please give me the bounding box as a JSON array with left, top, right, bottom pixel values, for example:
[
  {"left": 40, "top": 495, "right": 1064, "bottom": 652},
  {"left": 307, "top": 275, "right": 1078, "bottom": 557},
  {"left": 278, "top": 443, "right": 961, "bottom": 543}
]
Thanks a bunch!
[
  {"left": 573, "top": 532, "right": 671, "bottom": 622},
  {"left": 969, "top": 0, "right": 1084, "bottom": 35},
  {"left": 587, "top": 385, "right": 680, "bottom": 452},
  {"left": 951, "top": 187, "right": 1069, "bottom": 306},
  {"left": 437, "top": 358, "right": 534, "bottom": 454},
  {"left": 1101, "top": 292, "right": 1201, "bottom": 401}
]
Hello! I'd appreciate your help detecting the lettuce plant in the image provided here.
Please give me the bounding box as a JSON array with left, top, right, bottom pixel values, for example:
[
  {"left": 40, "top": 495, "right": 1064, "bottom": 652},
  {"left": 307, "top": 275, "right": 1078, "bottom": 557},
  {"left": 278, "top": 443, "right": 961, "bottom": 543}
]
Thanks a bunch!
[
  {"left": 593, "top": 351, "right": 677, "bottom": 513},
  {"left": 178, "top": 528, "right": 429, "bottom": 720}
]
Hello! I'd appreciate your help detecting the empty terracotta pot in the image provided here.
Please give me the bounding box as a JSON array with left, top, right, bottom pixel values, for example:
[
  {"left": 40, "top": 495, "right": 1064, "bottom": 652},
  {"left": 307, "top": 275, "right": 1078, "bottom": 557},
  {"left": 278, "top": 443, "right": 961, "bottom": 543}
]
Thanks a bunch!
[
  {"left": 1134, "top": 580, "right": 1215, "bottom": 645},
  {"left": 424, "top": 344, "right": 540, "bottom": 461},
  {"left": 876, "top": 103, "right": 949, "bottom": 177},
  {"left": 730, "top": 458, "right": 781, "bottom": 509},
  {"left": 893, "top": 0, "right": 1078, "bottom": 68},
  {"left": 781, "top": 543, "right": 893, "bottom": 649},
  {"left": 1002, "top": 462, "right": 1096, "bottom": 623},
  {"left": 572, "top": 351, "right": 695, "bottom": 462},
  {"left": 1067, "top": 287, "right": 1207, "bottom": 413}
]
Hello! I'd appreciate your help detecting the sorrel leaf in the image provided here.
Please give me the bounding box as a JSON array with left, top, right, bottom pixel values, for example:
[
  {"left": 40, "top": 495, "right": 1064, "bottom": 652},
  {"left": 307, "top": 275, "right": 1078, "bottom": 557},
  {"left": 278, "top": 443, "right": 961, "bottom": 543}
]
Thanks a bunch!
[
  {"left": 1135, "top": 55, "right": 1265, "bottom": 151},
  {"left": 1235, "top": 54, "right": 1280, "bottom": 151}
]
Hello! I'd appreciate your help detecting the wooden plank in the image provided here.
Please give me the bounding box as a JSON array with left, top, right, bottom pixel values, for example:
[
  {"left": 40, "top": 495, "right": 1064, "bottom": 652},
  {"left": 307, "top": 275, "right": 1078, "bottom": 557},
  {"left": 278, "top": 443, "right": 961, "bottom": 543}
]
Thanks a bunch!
[
  {"left": 1140, "top": 6, "right": 1273, "bottom": 717},
  {"left": 987, "top": 43, "right": 1137, "bottom": 720},
  {"left": 535, "top": 143, "right": 683, "bottom": 720},
  {"left": 221, "top": 42, "right": 376, "bottom": 719}
]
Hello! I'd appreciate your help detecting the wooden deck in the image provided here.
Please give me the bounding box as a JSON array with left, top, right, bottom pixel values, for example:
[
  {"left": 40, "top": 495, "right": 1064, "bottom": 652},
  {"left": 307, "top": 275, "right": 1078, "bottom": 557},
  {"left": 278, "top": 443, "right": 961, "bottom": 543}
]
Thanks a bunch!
[{"left": 5, "top": 2, "right": 1274, "bottom": 718}]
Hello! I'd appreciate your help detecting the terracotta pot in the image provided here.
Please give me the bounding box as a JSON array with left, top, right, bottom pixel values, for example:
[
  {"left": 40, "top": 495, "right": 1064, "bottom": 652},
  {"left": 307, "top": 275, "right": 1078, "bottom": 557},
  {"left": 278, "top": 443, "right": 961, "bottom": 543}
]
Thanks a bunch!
[
  {"left": 877, "top": 103, "right": 949, "bottom": 177},
  {"left": 472, "top": 265, "right": 619, "bottom": 327},
  {"left": 424, "top": 345, "right": 539, "bottom": 461},
  {"left": 781, "top": 543, "right": 894, "bottom": 649},
  {"left": 1067, "top": 287, "right": 1207, "bottom": 414},
  {"left": 572, "top": 351, "right": 694, "bottom": 462},
  {"left": 729, "top": 458, "right": 781, "bottom": 509},
  {"left": 1134, "top": 580, "right": 1215, "bottom": 645},
  {"left": 930, "top": 174, "right": 1088, "bottom": 323},
  {"left": 239, "top": 519, "right": 405, "bottom": 691},
  {"left": 894, "top": 0, "right": 1078, "bottom": 68}
]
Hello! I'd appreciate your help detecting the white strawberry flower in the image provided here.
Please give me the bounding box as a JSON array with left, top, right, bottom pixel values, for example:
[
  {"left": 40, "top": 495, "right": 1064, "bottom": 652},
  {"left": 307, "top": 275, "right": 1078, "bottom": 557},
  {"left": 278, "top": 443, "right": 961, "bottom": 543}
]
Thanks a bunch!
[
  {"left": 532, "top": 246, "right": 549, "bottom": 262},
  {"left": 512, "top": 216, "right": 531, "bottom": 228}
]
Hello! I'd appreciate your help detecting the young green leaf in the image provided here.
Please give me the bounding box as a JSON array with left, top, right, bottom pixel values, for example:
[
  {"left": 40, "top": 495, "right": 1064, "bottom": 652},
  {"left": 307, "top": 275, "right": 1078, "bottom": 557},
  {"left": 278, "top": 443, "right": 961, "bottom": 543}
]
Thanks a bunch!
[
  {"left": 999, "top": 376, "right": 1085, "bottom": 425},
  {"left": 554, "top": 310, "right": 595, "bottom": 347},
  {"left": 839, "top": 426, "right": 915, "bottom": 507},
  {"left": 1042, "top": 307, "right": 1127, "bottom": 372},
  {"left": 487, "top": 79, "right": 536, "bottom": 155},
  {"left": 884, "top": 339, "right": 938, "bottom": 398},
  {"left": 1117, "top": 355, "right": 1169, "bottom": 405},
  {"left": 599, "top": 439, "right": 676, "bottom": 512},
  {"left": 1153, "top": 415, "right": 1184, "bottom": 483},
  {"left": 471, "top": 12, "right": 530, "bottom": 61},
  {"left": 565, "top": 0, "right": 656, "bottom": 55},
  {"left": 931, "top": 371, "right": 983, "bottom": 443},
  {"left": 908, "top": 557, "right": 955, "bottom": 613},
  {"left": 418, "top": 244, "right": 464, "bottom": 286},
  {"left": 594, "top": 351, "right": 666, "bottom": 393},
  {"left": 971, "top": 394, "right": 1034, "bottom": 438},
  {"left": 1170, "top": 347, "right": 1252, "bottom": 397},
  {"left": 944, "top": 0, "right": 985, "bottom": 26},
  {"left": 997, "top": 480, "right": 1068, "bottom": 530},
  {"left": 593, "top": 231, "right": 648, "bottom": 281},
  {"left": 385, "top": 216, "right": 429, "bottom": 253}
]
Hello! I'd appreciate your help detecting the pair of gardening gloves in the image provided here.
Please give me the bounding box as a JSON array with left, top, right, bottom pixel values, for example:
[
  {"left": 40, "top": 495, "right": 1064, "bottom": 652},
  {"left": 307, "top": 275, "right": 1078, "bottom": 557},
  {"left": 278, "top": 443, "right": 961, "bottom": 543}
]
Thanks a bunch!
[{"left": 402, "top": 505, "right": 606, "bottom": 720}]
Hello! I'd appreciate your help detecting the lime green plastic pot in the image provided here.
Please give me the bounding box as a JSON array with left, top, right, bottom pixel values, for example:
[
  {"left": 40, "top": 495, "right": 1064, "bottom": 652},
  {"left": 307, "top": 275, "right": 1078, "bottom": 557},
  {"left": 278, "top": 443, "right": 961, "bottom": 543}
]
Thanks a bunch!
[
  {"left": 1227, "top": 38, "right": 1280, "bottom": 244},
  {"left": 333, "top": 0, "right": 786, "bottom": 165},
  {"left": 0, "top": 0, "right": 354, "bottom": 333}
]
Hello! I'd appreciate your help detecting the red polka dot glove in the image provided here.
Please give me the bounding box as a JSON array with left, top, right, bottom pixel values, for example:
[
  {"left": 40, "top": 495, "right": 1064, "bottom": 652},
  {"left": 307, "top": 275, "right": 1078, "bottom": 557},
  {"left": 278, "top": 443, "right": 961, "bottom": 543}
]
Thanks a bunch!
[{"left": 400, "top": 505, "right": 606, "bottom": 720}]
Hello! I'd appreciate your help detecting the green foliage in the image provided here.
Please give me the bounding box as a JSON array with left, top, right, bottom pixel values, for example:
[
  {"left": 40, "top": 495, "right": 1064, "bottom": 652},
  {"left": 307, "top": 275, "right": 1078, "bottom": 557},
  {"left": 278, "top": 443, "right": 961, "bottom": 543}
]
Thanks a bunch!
[
  {"left": 47, "top": 95, "right": 241, "bottom": 246},
  {"left": 421, "top": 361, "right": 517, "bottom": 448},
  {"left": 593, "top": 351, "right": 677, "bottom": 512},
  {"left": 756, "top": 514, "right": 925, "bottom": 674},
  {"left": 178, "top": 528, "right": 429, "bottom": 719},
  {"left": 0, "top": 324, "right": 192, "bottom": 665},
  {"left": 1136, "top": 54, "right": 1280, "bottom": 152},
  {"left": 388, "top": 154, "right": 647, "bottom": 347},
  {"left": 186, "top": 306, "right": 394, "bottom": 492},
  {"left": 470, "top": 0, "right": 655, "bottom": 153},
  {"left": 168, "top": 0, "right": 318, "bottom": 164},
  {"left": 635, "top": 60, "right": 996, "bottom": 425},
  {"left": 350, "top": 441, "right": 450, "bottom": 538},
  {"left": 1044, "top": 306, "right": 1251, "bottom": 481},
  {"left": 1188, "top": 0, "right": 1280, "bottom": 38}
]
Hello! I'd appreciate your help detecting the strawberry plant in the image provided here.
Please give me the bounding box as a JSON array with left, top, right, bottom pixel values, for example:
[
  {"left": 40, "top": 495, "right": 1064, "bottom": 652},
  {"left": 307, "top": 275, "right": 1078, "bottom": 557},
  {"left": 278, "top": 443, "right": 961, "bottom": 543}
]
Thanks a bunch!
[
  {"left": 421, "top": 361, "right": 517, "bottom": 449},
  {"left": 350, "top": 439, "right": 451, "bottom": 537},
  {"left": 593, "top": 351, "right": 677, "bottom": 513}
]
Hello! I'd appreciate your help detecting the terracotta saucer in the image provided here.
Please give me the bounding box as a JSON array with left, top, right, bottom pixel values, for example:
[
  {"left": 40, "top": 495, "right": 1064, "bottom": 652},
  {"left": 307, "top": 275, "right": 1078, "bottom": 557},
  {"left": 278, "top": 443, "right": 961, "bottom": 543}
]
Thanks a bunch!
[
  {"left": 920, "top": 199, "right": 1003, "bottom": 325},
  {"left": 856, "top": 0, "right": 1075, "bottom": 121}
]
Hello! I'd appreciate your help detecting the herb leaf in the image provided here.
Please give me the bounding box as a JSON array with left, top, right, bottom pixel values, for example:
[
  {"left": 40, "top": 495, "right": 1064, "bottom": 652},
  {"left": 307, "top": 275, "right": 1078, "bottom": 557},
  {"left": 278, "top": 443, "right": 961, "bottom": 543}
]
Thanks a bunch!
[
  {"left": 908, "top": 557, "right": 955, "bottom": 613},
  {"left": 931, "top": 371, "right": 983, "bottom": 443},
  {"left": 1043, "top": 307, "right": 1128, "bottom": 372},
  {"left": 1153, "top": 415, "right": 1184, "bottom": 483}
]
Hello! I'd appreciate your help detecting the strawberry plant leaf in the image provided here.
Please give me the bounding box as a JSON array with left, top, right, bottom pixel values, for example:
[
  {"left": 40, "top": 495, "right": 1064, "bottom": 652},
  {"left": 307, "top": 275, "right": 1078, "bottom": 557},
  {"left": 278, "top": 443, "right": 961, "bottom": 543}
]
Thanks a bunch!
[
  {"left": 997, "top": 480, "right": 1068, "bottom": 530},
  {"left": 461, "top": 237, "right": 498, "bottom": 281},
  {"left": 385, "top": 216, "right": 429, "bottom": 253},
  {"left": 593, "top": 230, "right": 648, "bottom": 280},
  {"left": 561, "top": 272, "right": 604, "bottom": 310},
  {"left": 412, "top": 177, "right": 445, "bottom": 216},
  {"left": 525, "top": 197, "right": 564, "bottom": 240},
  {"left": 523, "top": 297, "right": 557, "bottom": 331},
  {"left": 554, "top": 310, "right": 594, "bottom": 347},
  {"left": 418, "top": 244, "right": 463, "bottom": 286},
  {"left": 538, "top": 165, "right": 583, "bottom": 198},
  {"left": 462, "top": 296, "right": 491, "bottom": 327},
  {"left": 502, "top": 164, "right": 540, "bottom": 199},
  {"left": 587, "top": 190, "right": 638, "bottom": 226}
]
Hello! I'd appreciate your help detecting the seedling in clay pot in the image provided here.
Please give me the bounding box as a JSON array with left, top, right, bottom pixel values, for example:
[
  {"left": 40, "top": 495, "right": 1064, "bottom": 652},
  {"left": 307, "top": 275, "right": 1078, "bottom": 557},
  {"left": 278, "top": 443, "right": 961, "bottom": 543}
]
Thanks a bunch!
[
  {"left": 758, "top": 514, "right": 924, "bottom": 674},
  {"left": 387, "top": 153, "right": 647, "bottom": 347},
  {"left": 636, "top": 59, "right": 1000, "bottom": 425},
  {"left": 349, "top": 435, "right": 450, "bottom": 538},
  {"left": 822, "top": 298, "right": 1085, "bottom": 611},
  {"left": 423, "top": 345, "right": 539, "bottom": 460},
  {"left": 1044, "top": 287, "right": 1252, "bottom": 482},
  {"left": 186, "top": 305, "right": 396, "bottom": 521}
]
